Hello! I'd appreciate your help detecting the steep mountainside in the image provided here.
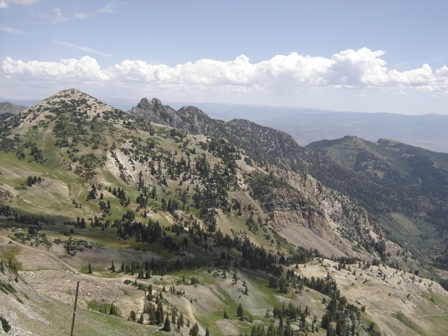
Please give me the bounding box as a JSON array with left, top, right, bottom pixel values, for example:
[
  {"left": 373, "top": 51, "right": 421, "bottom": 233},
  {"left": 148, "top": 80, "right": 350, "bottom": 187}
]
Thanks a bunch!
[
  {"left": 0, "top": 252, "right": 148, "bottom": 336},
  {"left": 307, "top": 136, "right": 448, "bottom": 268},
  {"left": 131, "top": 97, "right": 448, "bottom": 270},
  {"left": 0, "top": 89, "right": 447, "bottom": 335},
  {"left": 131, "top": 99, "right": 313, "bottom": 173},
  {"left": 0, "top": 89, "right": 401, "bottom": 263}
]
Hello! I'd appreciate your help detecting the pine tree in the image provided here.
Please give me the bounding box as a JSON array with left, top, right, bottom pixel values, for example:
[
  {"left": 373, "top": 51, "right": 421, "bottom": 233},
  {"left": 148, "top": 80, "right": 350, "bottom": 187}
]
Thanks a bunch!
[
  {"left": 0, "top": 316, "right": 11, "bottom": 333},
  {"left": 237, "top": 303, "right": 243, "bottom": 317},
  {"left": 179, "top": 312, "right": 184, "bottom": 327},
  {"left": 189, "top": 323, "right": 199, "bottom": 336},
  {"left": 163, "top": 316, "right": 171, "bottom": 331},
  {"left": 149, "top": 306, "right": 156, "bottom": 325},
  {"left": 156, "top": 302, "right": 164, "bottom": 325},
  {"left": 109, "top": 303, "right": 117, "bottom": 315}
]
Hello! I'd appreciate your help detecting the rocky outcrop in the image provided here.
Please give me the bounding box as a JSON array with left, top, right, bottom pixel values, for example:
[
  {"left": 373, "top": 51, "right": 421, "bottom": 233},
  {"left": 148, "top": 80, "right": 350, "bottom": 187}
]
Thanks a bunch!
[
  {"left": 250, "top": 166, "right": 412, "bottom": 265},
  {"left": 131, "top": 97, "right": 315, "bottom": 174}
]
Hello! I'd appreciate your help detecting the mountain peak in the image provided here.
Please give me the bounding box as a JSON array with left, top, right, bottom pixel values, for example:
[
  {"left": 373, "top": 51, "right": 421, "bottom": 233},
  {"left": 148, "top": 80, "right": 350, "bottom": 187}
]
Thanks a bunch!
[
  {"left": 136, "top": 97, "right": 163, "bottom": 110},
  {"left": 41, "top": 88, "right": 96, "bottom": 103},
  {"left": 57, "top": 87, "right": 86, "bottom": 95},
  {"left": 15, "top": 88, "right": 119, "bottom": 129}
]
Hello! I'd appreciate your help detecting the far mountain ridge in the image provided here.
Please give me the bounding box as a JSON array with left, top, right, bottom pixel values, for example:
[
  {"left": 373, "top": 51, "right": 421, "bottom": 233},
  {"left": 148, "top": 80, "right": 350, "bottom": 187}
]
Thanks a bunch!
[
  {"left": 190, "top": 102, "right": 448, "bottom": 153},
  {"left": 307, "top": 135, "right": 448, "bottom": 268},
  {"left": 5, "top": 96, "right": 446, "bottom": 152},
  {"left": 0, "top": 101, "right": 27, "bottom": 121}
]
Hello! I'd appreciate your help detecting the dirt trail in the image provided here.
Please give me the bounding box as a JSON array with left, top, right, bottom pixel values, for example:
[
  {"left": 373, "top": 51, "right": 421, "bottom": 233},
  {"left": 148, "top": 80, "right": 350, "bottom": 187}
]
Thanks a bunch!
[
  {"left": 0, "top": 236, "right": 79, "bottom": 274},
  {"left": 182, "top": 296, "right": 203, "bottom": 334}
]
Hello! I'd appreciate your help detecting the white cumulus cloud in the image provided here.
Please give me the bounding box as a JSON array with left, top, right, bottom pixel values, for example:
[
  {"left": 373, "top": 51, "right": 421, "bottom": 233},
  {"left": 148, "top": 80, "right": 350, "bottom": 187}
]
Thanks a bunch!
[
  {"left": 2, "top": 48, "right": 447, "bottom": 95},
  {"left": 2, "top": 56, "right": 110, "bottom": 81}
]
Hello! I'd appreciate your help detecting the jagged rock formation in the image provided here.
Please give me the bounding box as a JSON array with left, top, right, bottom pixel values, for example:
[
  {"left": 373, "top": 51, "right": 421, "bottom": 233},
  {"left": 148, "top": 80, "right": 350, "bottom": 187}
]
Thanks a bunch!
[
  {"left": 132, "top": 99, "right": 314, "bottom": 173},
  {"left": 246, "top": 166, "right": 410, "bottom": 266}
]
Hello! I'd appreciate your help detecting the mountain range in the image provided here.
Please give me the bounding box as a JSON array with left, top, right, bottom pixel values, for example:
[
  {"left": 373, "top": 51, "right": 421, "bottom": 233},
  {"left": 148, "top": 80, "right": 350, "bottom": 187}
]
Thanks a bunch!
[
  {"left": 4, "top": 98, "right": 447, "bottom": 153},
  {"left": 132, "top": 97, "right": 448, "bottom": 270},
  {"left": 187, "top": 103, "right": 448, "bottom": 154},
  {"left": 0, "top": 88, "right": 447, "bottom": 335}
]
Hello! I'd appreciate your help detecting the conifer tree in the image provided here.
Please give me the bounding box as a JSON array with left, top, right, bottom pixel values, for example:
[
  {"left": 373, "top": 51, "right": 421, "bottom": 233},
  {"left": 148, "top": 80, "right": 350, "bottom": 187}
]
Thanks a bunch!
[
  {"left": 189, "top": 322, "right": 199, "bottom": 336},
  {"left": 163, "top": 316, "right": 171, "bottom": 331},
  {"left": 179, "top": 312, "right": 184, "bottom": 327},
  {"left": 109, "top": 303, "right": 117, "bottom": 315},
  {"left": 237, "top": 303, "right": 243, "bottom": 317}
]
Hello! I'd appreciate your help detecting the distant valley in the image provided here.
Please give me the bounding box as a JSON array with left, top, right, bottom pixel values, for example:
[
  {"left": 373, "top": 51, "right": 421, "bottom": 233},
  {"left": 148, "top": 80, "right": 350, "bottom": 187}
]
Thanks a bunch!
[{"left": 191, "top": 103, "right": 448, "bottom": 154}]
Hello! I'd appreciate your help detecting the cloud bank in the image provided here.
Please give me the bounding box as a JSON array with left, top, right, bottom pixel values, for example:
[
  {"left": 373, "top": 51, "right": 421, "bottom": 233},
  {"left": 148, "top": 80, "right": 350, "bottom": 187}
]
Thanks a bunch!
[{"left": 2, "top": 48, "right": 447, "bottom": 95}]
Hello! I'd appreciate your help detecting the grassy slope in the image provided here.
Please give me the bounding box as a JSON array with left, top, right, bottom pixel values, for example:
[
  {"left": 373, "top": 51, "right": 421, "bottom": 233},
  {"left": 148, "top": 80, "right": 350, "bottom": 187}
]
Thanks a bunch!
[{"left": 3, "top": 227, "right": 447, "bottom": 335}]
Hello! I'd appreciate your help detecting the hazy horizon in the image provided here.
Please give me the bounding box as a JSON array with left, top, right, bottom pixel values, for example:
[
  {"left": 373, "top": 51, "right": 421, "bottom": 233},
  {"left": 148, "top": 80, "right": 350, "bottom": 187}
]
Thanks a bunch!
[{"left": 2, "top": 93, "right": 447, "bottom": 118}]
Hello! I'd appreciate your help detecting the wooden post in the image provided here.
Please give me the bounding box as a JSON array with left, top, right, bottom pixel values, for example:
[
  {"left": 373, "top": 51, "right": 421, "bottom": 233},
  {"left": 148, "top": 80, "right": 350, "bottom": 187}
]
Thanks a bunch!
[{"left": 70, "top": 281, "right": 80, "bottom": 336}]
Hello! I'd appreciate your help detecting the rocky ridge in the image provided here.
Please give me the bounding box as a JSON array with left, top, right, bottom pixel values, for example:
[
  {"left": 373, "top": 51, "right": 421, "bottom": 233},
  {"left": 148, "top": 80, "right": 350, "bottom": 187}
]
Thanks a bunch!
[{"left": 130, "top": 96, "right": 446, "bottom": 270}]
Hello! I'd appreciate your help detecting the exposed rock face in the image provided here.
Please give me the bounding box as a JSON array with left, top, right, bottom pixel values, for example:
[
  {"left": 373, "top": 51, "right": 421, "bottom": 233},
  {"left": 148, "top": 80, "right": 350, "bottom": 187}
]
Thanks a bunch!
[
  {"left": 254, "top": 169, "right": 373, "bottom": 260},
  {"left": 133, "top": 98, "right": 224, "bottom": 135}
]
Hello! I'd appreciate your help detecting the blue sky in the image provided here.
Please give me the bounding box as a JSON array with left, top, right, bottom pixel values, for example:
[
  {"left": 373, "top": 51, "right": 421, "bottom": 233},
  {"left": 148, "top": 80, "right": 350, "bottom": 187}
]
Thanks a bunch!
[{"left": 1, "top": 0, "right": 447, "bottom": 114}]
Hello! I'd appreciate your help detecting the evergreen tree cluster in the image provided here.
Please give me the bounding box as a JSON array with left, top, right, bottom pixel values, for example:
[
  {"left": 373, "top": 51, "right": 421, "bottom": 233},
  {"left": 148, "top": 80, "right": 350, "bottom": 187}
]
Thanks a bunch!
[
  {"left": 320, "top": 289, "right": 361, "bottom": 336},
  {"left": 25, "top": 175, "right": 42, "bottom": 187},
  {"left": 113, "top": 257, "right": 204, "bottom": 278}
]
